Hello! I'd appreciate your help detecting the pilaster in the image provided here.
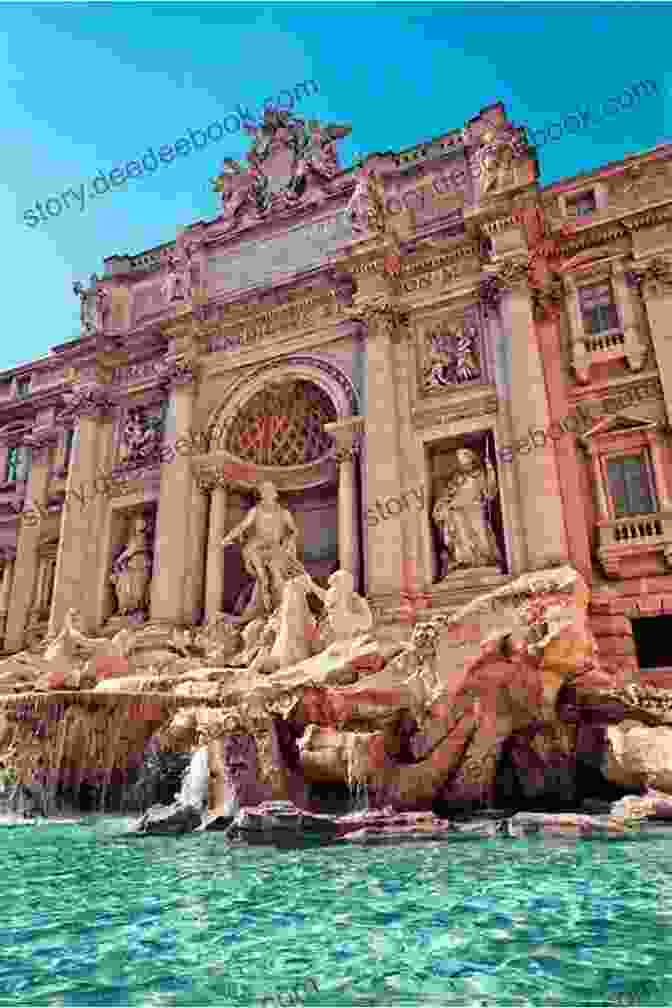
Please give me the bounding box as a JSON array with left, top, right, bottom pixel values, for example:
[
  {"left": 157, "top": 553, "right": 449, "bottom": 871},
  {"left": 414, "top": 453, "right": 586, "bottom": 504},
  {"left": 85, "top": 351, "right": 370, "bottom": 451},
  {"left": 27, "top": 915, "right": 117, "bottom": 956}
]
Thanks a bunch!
[
  {"left": 48, "top": 385, "right": 116, "bottom": 635},
  {"left": 5, "top": 431, "right": 57, "bottom": 650},
  {"left": 353, "top": 298, "right": 409, "bottom": 596},
  {"left": 0, "top": 549, "right": 16, "bottom": 648},
  {"left": 629, "top": 258, "right": 672, "bottom": 420},
  {"left": 496, "top": 261, "right": 570, "bottom": 570},
  {"left": 150, "top": 358, "right": 198, "bottom": 625}
]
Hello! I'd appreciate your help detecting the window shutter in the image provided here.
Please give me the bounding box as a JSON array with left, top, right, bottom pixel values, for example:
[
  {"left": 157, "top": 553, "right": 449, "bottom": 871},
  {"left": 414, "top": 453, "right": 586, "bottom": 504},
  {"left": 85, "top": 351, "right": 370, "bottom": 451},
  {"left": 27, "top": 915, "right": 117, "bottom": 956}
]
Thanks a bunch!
[{"left": 607, "top": 455, "right": 654, "bottom": 517}]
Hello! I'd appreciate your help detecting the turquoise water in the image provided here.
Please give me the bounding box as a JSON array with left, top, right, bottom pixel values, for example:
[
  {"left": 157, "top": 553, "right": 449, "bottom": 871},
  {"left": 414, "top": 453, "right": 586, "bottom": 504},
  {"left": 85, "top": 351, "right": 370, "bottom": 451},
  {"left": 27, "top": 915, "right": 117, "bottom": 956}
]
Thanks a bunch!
[{"left": 1, "top": 818, "right": 672, "bottom": 1006}]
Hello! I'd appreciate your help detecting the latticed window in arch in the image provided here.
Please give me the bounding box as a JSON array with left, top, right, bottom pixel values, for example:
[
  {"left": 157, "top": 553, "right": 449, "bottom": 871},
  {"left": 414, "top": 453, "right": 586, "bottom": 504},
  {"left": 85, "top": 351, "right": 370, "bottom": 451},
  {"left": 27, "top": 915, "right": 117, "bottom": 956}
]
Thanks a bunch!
[{"left": 224, "top": 380, "right": 337, "bottom": 466}]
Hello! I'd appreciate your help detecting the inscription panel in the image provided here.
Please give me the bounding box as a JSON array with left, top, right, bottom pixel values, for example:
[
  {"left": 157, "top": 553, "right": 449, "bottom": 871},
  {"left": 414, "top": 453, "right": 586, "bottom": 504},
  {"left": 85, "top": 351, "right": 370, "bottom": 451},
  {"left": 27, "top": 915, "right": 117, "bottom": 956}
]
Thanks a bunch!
[{"left": 207, "top": 211, "right": 356, "bottom": 295}]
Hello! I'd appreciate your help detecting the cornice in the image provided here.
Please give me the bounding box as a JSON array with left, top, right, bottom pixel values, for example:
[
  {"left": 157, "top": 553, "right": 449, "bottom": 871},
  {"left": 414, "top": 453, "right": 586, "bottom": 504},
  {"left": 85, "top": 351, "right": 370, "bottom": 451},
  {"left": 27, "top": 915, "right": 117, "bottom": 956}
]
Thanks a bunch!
[
  {"left": 555, "top": 201, "right": 672, "bottom": 261},
  {"left": 626, "top": 257, "right": 672, "bottom": 299},
  {"left": 413, "top": 385, "right": 499, "bottom": 429}
]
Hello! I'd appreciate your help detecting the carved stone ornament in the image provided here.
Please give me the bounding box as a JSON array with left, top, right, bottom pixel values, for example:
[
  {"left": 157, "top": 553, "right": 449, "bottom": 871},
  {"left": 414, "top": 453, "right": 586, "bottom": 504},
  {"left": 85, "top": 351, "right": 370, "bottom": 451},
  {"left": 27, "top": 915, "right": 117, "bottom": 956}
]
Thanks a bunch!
[
  {"left": 491, "top": 259, "right": 530, "bottom": 291},
  {"left": 195, "top": 469, "right": 230, "bottom": 493},
  {"left": 61, "top": 384, "right": 116, "bottom": 421},
  {"left": 160, "top": 357, "right": 198, "bottom": 387},
  {"left": 118, "top": 407, "right": 164, "bottom": 466},
  {"left": 626, "top": 258, "right": 672, "bottom": 300},
  {"left": 211, "top": 108, "right": 351, "bottom": 232},
  {"left": 530, "top": 278, "right": 565, "bottom": 322},
  {"left": 423, "top": 318, "right": 482, "bottom": 391},
  {"left": 345, "top": 298, "right": 409, "bottom": 342},
  {"left": 479, "top": 274, "right": 504, "bottom": 317}
]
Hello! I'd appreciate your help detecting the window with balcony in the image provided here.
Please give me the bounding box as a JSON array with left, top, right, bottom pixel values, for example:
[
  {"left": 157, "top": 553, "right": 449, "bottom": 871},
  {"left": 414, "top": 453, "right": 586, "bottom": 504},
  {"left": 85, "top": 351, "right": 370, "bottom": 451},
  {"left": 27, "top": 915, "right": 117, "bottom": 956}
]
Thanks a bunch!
[
  {"left": 606, "top": 453, "right": 656, "bottom": 517},
  {"left": 16, "top": 377, "right": 31, "bottom": 399},
  {"left": 567, "top": 190, "right": 597, "bottom": 217},
  {"left": 580, "top": 282, "right": 620, "bottom": 336}
]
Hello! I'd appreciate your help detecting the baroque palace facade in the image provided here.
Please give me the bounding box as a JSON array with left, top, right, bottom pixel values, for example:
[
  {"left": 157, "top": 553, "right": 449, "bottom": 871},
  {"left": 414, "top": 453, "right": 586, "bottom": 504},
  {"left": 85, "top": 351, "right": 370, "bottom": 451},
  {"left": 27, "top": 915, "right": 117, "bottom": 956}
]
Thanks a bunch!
[{"left": 1, "top": 102, "right": 671, "bottom": 684}]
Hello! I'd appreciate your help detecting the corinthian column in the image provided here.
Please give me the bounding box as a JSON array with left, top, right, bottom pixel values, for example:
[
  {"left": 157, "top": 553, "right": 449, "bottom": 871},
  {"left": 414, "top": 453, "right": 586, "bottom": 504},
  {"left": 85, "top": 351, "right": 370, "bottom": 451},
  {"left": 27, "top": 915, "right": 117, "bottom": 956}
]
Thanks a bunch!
[
  {"left": 150, "top": 358, "right": 198, "bottom": 625},
  {"left": 203, "top": 473, "right": 229, "bottom": 622},
  {"left": 5, "top": 431, "right": 57, "bottom": 651},
  {"left": 496, "top": 261, "right": 569, "bottom": 570}
]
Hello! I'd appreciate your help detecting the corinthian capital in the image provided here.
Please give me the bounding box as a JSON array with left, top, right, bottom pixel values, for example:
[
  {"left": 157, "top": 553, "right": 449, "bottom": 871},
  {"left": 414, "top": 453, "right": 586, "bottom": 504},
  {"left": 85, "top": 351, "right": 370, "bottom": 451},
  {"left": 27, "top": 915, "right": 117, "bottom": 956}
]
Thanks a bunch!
[
  {"left": 60, "top": 384, "right": 116, "bottom": 421},
  {"left": 530, "top": 278, "right": 565, "bottom": 322},
  {"left": 325, "top": 416, "right": 364, "bottom": 463},
  {"left": 490, "top": 258, "right": 531, "bottom": 292},
  {"left": 626, "top": 258, "right": 672, "bottom": 300},
  {"left": 160, "top": 356, "right": 198, "bottom": 387},
  {"left": 345, "top": 297, "right": 409, "bottom": 342}
]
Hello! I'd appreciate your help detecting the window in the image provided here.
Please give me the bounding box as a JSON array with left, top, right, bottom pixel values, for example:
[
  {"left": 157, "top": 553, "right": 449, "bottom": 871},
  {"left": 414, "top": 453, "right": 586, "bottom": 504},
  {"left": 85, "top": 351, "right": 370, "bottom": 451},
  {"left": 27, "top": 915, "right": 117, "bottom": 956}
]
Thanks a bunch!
[
  {"left": 606, "top": 454, "right": 655, "bottom": 517},
  {"left": 567, "top": 190, "right": 597, "bottom": 217},
  {"left": 632, "top": 616, "right": 672, "bottom": 670},
  {"left": 63, "top": 429, "right": 74, "bottom": 471},
  {"left": 580, "top": 282, "right": 620, "bottom": 335},
  {"left": 5, "top": 446, "right": 19, "bottom": 483},
  {"left": 16, "top": 377, "right": 31, "bottom": 398}
]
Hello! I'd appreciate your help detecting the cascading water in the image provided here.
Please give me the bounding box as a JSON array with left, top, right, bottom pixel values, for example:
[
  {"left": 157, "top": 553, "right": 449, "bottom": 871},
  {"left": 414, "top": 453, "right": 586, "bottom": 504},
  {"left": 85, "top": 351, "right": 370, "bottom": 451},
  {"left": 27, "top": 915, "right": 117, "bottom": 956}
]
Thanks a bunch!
[
  {"left": 345, "top": 734, "right": 370, "bottom": 813},
  {"left": 177, "top": 748, "right": 209, "bottom": 811}
]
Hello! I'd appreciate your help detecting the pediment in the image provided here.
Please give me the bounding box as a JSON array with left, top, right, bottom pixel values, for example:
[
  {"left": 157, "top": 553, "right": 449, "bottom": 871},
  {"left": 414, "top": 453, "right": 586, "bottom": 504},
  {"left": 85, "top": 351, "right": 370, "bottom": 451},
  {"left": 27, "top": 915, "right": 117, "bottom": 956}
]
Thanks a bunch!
[{"left": 581, "top": 412, "right": 659, "bottom": 442}]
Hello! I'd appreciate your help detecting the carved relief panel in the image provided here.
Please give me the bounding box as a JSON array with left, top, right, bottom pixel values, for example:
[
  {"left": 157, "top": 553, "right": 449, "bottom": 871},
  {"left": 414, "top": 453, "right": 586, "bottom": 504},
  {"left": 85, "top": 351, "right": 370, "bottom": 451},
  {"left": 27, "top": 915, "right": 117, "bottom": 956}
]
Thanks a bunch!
[
  {"left": 115, "top": 402, "right": 167, "bottom": 470},
  {"left": 419, "top": 305, "right": 485, "bottom": 396}
]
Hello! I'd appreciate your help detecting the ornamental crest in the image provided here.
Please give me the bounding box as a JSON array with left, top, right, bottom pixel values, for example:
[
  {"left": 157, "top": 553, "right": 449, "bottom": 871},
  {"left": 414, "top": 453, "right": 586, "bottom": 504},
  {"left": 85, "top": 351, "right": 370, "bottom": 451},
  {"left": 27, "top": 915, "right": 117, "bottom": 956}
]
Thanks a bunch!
[{"left": 211, "top": 107, "right": 351, "bottom": 232}]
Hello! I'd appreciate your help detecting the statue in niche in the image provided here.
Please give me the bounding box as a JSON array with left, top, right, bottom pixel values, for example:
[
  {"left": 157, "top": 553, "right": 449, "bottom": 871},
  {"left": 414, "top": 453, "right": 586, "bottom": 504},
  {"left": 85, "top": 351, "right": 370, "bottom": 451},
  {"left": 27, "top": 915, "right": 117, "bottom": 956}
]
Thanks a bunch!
[
  {"left": 110, "top": 515, "right": 153, "bottom": 617},
  {"left": 221, "top": 481, "right": 307, "bottom": 616},
  {"left": 432, "top": 448, "right": 501, "bottom": 578},
  {"left": 424, "top": 322, "right": 481, "bottom": 390},
  {"left": 119, "top": 408, "right": 163, "bottom": 465}
]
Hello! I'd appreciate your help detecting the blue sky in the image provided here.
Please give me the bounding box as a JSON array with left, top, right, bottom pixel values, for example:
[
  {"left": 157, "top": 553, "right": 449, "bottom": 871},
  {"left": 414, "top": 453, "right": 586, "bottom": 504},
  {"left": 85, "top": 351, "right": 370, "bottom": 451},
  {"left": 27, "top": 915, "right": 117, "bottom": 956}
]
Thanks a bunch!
[{"left": 2, "top": 2, "right": 670, "bottom": 371}]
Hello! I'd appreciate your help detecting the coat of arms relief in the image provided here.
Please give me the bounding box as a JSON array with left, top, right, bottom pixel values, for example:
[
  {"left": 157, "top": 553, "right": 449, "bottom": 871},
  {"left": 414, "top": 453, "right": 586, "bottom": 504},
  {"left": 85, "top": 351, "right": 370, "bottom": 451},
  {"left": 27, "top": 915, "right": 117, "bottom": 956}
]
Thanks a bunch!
[{"left": 211, "top": 107, "right": 351, "bottom": 233}]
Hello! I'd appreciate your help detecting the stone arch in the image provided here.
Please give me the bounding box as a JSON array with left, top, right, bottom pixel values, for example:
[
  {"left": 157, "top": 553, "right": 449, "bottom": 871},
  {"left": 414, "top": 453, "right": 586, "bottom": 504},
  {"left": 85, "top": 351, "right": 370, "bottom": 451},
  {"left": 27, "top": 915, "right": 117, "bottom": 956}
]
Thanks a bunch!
[{"left": 207, "top": 356, "right": 358, "bottom": 467}]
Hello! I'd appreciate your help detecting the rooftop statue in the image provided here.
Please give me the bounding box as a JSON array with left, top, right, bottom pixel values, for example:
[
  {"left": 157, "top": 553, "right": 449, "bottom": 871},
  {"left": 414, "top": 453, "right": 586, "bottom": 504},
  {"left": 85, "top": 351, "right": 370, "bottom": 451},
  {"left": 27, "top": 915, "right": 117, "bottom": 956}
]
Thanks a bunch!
[{"left": 211, "top": 108, "right": 351, "bottom": 229}]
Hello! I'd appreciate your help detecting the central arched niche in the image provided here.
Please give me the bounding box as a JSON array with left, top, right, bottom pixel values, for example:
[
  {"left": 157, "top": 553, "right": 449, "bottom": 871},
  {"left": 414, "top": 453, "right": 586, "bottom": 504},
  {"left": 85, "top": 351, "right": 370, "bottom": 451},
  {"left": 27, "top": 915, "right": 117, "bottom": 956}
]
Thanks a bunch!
[
  {"left": 213, "top": 376, "right": 342, "bottom": 617},
  {"left": 222, "top": 379, "right": 337, "bottom": 466}
]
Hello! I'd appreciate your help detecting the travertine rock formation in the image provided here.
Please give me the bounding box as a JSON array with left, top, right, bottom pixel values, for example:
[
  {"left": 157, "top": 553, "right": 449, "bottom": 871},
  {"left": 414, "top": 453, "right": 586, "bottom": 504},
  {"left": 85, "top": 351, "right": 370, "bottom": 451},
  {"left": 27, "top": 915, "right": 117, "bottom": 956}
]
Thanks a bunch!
[{"left": 0, "top": 565, "right": 671, "bottom": 822}]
